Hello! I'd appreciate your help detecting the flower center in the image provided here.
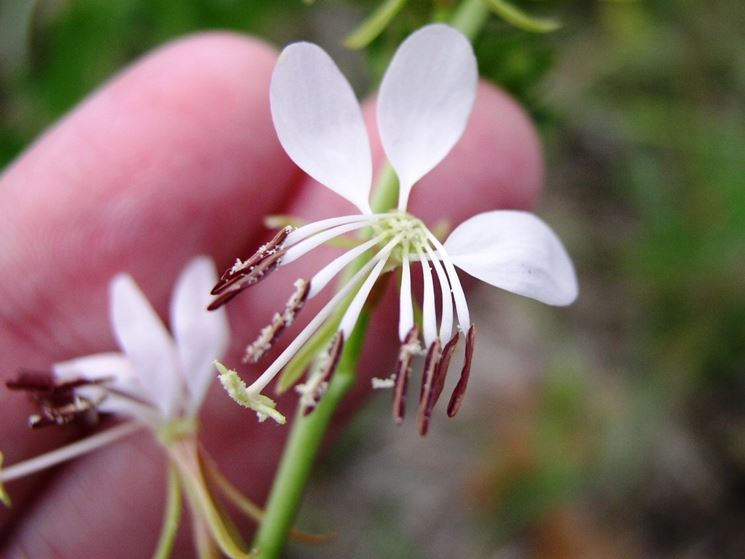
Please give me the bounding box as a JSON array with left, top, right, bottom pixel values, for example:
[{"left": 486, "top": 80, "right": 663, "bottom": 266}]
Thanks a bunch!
[
  {"left": 156, "top": 417, "right": 198, "bottom": 447},
  {"left": 375, "top": 212, "right": 426, "bottom": 242},
  {"left": 372, "top": 212, "right": 430, "bottom": 262}
]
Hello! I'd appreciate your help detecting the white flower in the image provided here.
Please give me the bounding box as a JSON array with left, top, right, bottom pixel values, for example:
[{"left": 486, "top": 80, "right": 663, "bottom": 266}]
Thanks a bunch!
[
  {"left": 3, "top": 257, "right": 230, "bottom": 470},
  {"left": 2, "top": 256, "right": 230, "bottom": 492},
  {"left": 1, "top": 258, "right": 267, "bottom": 558},
  {"left": 51, "top": 256, "right": 230, "bottom": 433},
  {"left": 212, "top": 24, "right": 578, "bottom": 435}
]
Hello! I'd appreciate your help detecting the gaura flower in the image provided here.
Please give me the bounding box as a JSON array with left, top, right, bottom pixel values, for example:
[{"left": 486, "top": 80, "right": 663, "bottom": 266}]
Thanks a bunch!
[
  {"left": 1, "top": 258, "right": 267, "bottom": 558},
  {"left": 212, "top": 24, "right": 578, "bottom": 435},
  {"left": 6, "top": 256, "right": 229, "bottom": 433}
]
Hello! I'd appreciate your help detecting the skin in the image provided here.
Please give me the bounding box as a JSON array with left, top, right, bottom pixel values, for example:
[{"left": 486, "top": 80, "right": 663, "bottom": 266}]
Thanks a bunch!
[{"left": 0, "top": 32, "right": 542, "bottom": 557}]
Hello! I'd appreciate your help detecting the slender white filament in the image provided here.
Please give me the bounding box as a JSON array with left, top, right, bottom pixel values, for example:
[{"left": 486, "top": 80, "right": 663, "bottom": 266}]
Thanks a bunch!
[
  {"left": 95, "top": 390, "right": 163, "bottom": 425},
  {"left": 398, "top": 242, "right": 414, "bottom": 341},
  {"left": 339, "top": 238, "right": 399, "bottom": 337},
  {"left": 425, "top": 242, "right": 453, "bottom": 342},
  {"left": 284, "top": 214, "right": 382, "bottom": 247},
  {"left": 425, "top": 229, "right": 471, "bottom": 331},
  {"left": 0, "top": 422, "right": 143, "bottom": 483},
  {"left": 415, "top": 244, "right": 438, "bottom": 347},
  {"left": 308, "top": 234, "right": 386, "bottom": 299},
  {"left": 248, "top": 237, "right": 401, "bottom": 394},
  {"left": 282, "top": 221, "right": 377, "bottom": 266}
]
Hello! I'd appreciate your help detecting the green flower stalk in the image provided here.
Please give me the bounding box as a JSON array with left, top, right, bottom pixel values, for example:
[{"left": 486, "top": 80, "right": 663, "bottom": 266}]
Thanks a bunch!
[{"left": 345, "top": 0, "right": 560, "bottom": 49}]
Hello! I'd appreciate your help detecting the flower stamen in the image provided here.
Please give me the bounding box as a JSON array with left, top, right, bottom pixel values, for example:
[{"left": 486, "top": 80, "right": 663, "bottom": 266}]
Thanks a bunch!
[
  {"left": 447, "top": 324, "right": 476, "bottom": 417},
  {"left": 245, "top": 238, "right": 400, "bottom": 396},
  {"left": 284, "top": 213, "right": 386, "bottom": 247},
  {"left": 432, "top": 332, "right": 459, "bottom": 406},
  {"left": 243, "top": 279, "right": 310, "bottom": 364},
  {"left": 424, "top": 242, "right": 454, "bottom": 342},
  {"left": 308, "top": 234, "right": 385, "bottom": 298},
  {"left": 392, "top": 325, "right": 419, "bottom": 425},
  {"left": 281, "top": 220, "right": 378, "bottom": 266},
  {"left": 209, "top": 252, "right": 285, "bottom": 311},
  {"left": 425, "top": 229, "right": 471, "bottom": 332},
  {"left": 398, "top": 242, "right": 414, "bottom": 341},
  {"left": 417, "top": 340, "right": 442, "bottom": 436},
  {"left": 6, "top": 370, "right": 112, "bottom": 428},
  {"left": 338, "top": 239, "right": 398, "bottom": 338},
  {"left": 209, "top": 226, "right": 293, "bottom": 310},
  {"left": 415, "top": 244, "right": 438, "bottom": 347},
  {"left": 298, "top": 332, "right": 344, "bottom": 415}
]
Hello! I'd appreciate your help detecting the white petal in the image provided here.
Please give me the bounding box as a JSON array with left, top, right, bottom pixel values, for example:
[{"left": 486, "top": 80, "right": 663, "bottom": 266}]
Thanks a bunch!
[
  {"left": 377, "top": 24, "right": 477, "bottom": 210},
  {"left": 54, "top": 352, "right": 134, "bottom": 386},
  {"left": 54, "top": 353, "right": 161, "bottom": 422},
  {"left": 171, "top": 257, "right": 230, "bottom": 415},
  {"left": 271, "top": 42, "right": 372, "bottom": 213},
  {"left": 444, "top": 211, "right": 578, "bottom": 306},
  {"left": 110, "top": 274, "right": 180, "bottom": 418}
]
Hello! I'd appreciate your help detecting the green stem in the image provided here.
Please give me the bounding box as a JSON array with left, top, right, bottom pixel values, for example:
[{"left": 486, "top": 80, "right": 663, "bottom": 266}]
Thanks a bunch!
[
  {"left": 251, "top": 4, "right": 490, "bottom": 556},
  {"left": 152, "top": 462, "right": 182, "bottom": 559},
  {"left": 450, "top": 0, "right": 490, "bottom": 41},
  {"left": 250, "top": 317, "right": 366, "bottom": 558},
  {"left": 172, "top": 441, "right": 254, "bottom": 558}
]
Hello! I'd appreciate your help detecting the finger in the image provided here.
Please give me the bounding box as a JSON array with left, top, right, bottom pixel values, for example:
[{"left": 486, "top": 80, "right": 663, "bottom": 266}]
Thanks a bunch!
[
  {"left": 0, "top": 31, "right": 300, "bottom": 532},
  {"left": 2, "top": 76, "right": 543, "bottom": 558}
]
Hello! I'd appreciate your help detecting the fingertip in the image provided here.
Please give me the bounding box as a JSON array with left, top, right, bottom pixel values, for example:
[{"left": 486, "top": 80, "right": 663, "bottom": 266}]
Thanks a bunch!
[{"left": 0, "top": 32, "right": 299, "bottom": 357}]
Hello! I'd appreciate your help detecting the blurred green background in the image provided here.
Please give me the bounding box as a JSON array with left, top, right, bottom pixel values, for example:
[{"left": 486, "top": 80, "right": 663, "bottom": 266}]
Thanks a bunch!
[{"left": 1, "top": 1, "right": 743, "bottom": 557}]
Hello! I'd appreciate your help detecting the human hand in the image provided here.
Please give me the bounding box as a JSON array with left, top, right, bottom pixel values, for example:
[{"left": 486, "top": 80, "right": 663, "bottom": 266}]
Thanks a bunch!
[{"left": 0, "top": 32, "right": 542, "bottom": 557}]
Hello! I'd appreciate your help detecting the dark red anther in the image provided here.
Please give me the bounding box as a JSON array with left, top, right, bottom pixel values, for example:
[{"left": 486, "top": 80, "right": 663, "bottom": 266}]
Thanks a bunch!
[
  {"left": 303, "top": 332, "right": 344, "bottom": 416},
  {"left": 7, "top": 370, "right": 111, "bottom": 429},
  {"left": 7, "top": 370, "right": 111, "bottom": 396},
  {"left": 392, "top": 326, "right": 418, "bottom": 425},
  {"left": 447, "top": 324, "right": 476, "bottom": 418},
  {"left": 209, "top": 226, "right": 293, "bottom": 308},
  {"left": 431, "top": 333, "right": 459, "bottom": 406},
  {"left": 6, "top": 369, "right": 56, "bottom": 391},
  {"left": 417, "top": 339, "right": 442, "bottom": 436},
  {"left": 206, "top": 288, "right": 243, "bottom": 311},
  {"left": 208, "top": 249, "right": 286, "bottom": 310}
]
